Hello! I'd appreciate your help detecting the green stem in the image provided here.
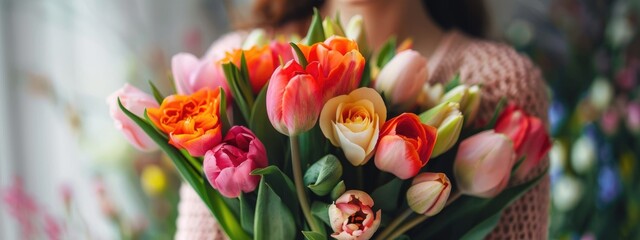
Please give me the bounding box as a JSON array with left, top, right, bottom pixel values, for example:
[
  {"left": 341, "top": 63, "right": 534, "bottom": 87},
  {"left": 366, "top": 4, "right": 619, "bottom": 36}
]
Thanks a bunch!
[
  {"left": 386, "top": 191, "right": 462, "bottom": 239},
  {"left": 374, "top": 209, "right": 413, "bottom": 240},
  {"left": 290, "top": 136, "right": 322, "bottom": 233}
]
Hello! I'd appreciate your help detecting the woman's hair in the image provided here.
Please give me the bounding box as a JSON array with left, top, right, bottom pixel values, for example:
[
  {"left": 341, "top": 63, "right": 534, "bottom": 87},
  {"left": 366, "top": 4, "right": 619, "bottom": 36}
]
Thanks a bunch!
[{"left": 250, "top": 0, "right": 487, "bottom": 38}]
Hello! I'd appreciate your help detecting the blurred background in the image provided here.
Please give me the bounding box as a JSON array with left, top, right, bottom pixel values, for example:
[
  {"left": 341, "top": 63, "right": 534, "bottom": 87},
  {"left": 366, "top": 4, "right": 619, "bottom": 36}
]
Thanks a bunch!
[{"left": 0, "top": 0, "right": 638, "bottom": 239}]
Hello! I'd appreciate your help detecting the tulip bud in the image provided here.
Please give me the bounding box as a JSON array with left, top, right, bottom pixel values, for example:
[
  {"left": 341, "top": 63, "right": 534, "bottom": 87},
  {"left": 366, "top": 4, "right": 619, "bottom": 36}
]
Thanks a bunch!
[
  {"left": 242, "top": 28, "right": 268, "bottom": 49},
  {"left": 406, "top": 172, "right": 451, "bottom": 216},
  {"left": 419, "top": 102, "right": 464, "bottom": 158},
  {"left": 304, "top": 155, "right": 343, "bottom": 196},
  {"left": 416, "top": 83, "right": 444, "bottom": 111},
  {"left": 440, "top": 85, "right": 468, "bottom": 104},
  {"left": 375, "top": 50, "right": 428, "bottom": 111},
  {"left": 329, "top": 190, "right": 381, "bottom": 240},
  {"left": 462, "top": 85, "right": 481, "bottom": 125},
  {"left": 346, "top": 15, "right": 368, "bottom": 55},
  {"left": 107, "top": 84, "right": 159, "bottom": 151},
  {"left": 454, "top": 130, "right": 516, "bottom": 198},
  {"left": 323, "top": 17, "right": 346, "bottom": 38}
]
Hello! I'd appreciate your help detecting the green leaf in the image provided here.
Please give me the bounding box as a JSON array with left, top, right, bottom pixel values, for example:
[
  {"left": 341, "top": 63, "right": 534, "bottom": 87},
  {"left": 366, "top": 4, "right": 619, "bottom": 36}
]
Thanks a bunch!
[
  {"left": 118, "top": 99, "right": 250, "bottom": 240},
  {"left": 330, "top": 180, "right": 346, "bottom": 200},
  {"left": 219, "top": 87, "right": 231, "bottom": 134},
  {"left": 412, "top": 169, "right": 548, "bottom": 239},
  {"left": 376, "top": 37, "right": 397, "bottom": 68},
  {"left": 249, "top": 84, "right": 286, "bottom": 167},
  {"left": 484, "top": 97, "right": 508, "bottom": 130},
  {"left": 148, "top": 80, "right": 164, "bottom": 104},
  {"left": 359, "top": 58, "right": 372, "bottom": 88},
  {"left": 304, "top": 155, "right": 343, "bottom": 196},
  {"left": 444, "top": 73, "right": 461, "bottom": 92},
  {"left": 311, "top": 201, "right": 331, "bottom": 227},
  {"left": 251, "top": 166, "right": 301, "bottom": 223},
  {"left": 254, "top": 178, "right": 296, "bottom": 240},
  {"left": 371, "top": 178, "right": 403, "bottom": 211},
  {"left": 223, "top": 63, "right": 251, "bottom": 122},
  {"left": 239, "top": 194, "right": 255, "bottom": 235},
  {"left": 290, "top": 43, "right": 308, "bottom": 68},
  {"left": 459, "top": 211, "right": 502, "bottom": 240},
  {"left": 239, "top": 53, "right": 256, "bottom": 106},
  {"left": 304, "top": 8, "right": 326, "bottom": 45},
  {"left": 302, "top": 231, "right": 327, "bottom": 240}
]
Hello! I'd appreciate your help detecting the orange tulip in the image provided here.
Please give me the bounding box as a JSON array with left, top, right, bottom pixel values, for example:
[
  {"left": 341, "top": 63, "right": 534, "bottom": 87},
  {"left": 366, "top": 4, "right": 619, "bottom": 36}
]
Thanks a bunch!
[
  {"left": 221, "top": 40, "right": 295, "bottom": 95},
  {"left": 147, "top": 88, "right": 223, "bottom": 157},
  {"left": 297, "top": 36, "right": 365, "bottom": 101}
]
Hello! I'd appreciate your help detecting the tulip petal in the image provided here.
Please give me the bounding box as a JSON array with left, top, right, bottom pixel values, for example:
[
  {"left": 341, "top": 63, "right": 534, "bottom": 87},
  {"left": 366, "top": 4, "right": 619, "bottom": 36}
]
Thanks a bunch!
[
  {"left": 334, "top": 123, "right": 368, "bottom": 166},
  {"left": 172, "top": 53, "right": 200, "bottom": 94},
  {"left": 375, "top": 135, "right": 422, "bottom": 179}
]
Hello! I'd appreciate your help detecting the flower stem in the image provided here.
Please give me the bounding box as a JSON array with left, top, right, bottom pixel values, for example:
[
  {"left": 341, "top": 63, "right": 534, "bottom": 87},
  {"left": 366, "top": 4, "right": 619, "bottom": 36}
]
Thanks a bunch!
[
  {"left": 290, "top": 136, "right": 322, "bottom": 233},
  {"left": 386, "top": 191, "right": 463, "bottom": 239},
  {"left": 374, "top": 208, "right": 414, "bottom": 240}
]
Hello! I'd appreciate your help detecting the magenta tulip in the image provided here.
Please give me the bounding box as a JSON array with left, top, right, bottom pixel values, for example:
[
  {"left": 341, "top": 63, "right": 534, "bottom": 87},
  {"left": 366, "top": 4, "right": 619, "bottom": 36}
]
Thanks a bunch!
[
  {"left": 453, "top": 130, "right": 515, "bottom": 198},
  {"left": 107, "top": 84, "right": 159, "bottom": 151},
  {"left": 203, "top": 126, "right": 268, "bottom": 198}
]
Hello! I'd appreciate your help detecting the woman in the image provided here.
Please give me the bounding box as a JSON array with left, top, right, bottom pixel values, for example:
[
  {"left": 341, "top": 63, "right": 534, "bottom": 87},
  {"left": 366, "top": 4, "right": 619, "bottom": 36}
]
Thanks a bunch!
[{"left": 176, "top": 0, "right": 550, "bottom": 239}]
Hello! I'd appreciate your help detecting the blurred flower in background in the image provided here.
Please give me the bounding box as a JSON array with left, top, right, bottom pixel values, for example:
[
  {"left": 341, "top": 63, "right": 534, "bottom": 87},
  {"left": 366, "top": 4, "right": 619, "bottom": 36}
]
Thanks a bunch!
[{"left": 505, "top": 0, "right": 640, "bottom": 238}]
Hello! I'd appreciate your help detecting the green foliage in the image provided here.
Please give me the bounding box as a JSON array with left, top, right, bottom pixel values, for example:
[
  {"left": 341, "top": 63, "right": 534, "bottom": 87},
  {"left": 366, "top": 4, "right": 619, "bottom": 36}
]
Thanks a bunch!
[
  {"left": 304, "top": 155, "right": 343, "bottom": 196},
  {"left": 254, "top": 178, "right": 296, "bottom": 240}
]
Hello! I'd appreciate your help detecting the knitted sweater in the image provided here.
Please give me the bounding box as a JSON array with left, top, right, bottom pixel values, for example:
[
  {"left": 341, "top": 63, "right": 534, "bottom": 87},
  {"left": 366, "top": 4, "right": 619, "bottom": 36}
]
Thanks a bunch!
[{"left": 175, "top": 30, "right": 550, "bottom": 240}]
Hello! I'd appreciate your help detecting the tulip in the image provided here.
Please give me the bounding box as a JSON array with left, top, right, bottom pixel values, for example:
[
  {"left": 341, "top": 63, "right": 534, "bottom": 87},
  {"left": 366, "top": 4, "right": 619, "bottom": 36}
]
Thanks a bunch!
[
  {"left": 345, "top": 15, "right": 368, "bottom": 56},
  {"left": 406, "top": 172, "right": 451, "bottom": 216},
  {"left": 439, "top": 85, "right": 482, "bottom": 125},
  {"left": 297, "top": 36, "right": 365, "bottom": 101},
  {"left": 416, "top": 83, "right": 444, "bottom": 111},
  {"left": 453, "top": 130, "right": 515, "bottom": 198},
  {"left": 222, "top": 45, "right": 277, "bottom": 94},
  {"left": 147, "top": 88, "right": 223, "bottom": 157},
  {"left": 107, "top": 84, "right": 159, "bottom": 151},
  {"left": 495, "top": 104, "right": 552, "bottom": 179},
  {"left": 375, "top": 50, "right": 428, "bottom": 111},
  {"left": 419, "top": 102, "right": 463, "bottom": 158},
  {"left": 375, "top": 113, "right": 437, "bottom": 179},
  {"left": 171, "top": 53, "right": 229, "bottom": 95},
  {"left": 266, "top": 60, "right": 323, "bottom": 136},
  {"left": 242, "top": 28, "right": 268, "bottom": 49},
  {"left": 328, "top": 190, "right": 381, "bottom": 240},
  {"left": 203, "top": 126, "right": 268, "bottom": 198},
  {"left": 319, "top": 88, "right": 387, "bottom": 166},
  {"left": 323, "top": 17, "right": 346, "bottom": 38}
]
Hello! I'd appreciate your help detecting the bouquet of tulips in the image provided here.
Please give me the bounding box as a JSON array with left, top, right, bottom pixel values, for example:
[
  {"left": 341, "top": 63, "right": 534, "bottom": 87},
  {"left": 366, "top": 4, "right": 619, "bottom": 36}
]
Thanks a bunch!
[{"left": 108, "top": 10, "right": 552, "bottom": 240}]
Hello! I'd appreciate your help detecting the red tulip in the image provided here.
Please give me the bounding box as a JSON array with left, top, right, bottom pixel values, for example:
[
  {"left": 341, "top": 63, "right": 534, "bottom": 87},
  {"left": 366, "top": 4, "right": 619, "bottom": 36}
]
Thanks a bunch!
[
  {"left": 495, "top": 104, "right": 552, "bottom": 179},
  {"left": 374, "top": 113, "right": 437, "bottom": 179}
]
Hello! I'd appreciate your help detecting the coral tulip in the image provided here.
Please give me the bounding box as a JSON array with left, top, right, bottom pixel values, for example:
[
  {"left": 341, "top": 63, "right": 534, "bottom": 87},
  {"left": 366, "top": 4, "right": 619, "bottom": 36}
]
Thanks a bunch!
[{"left": 329, "top": 190, "right": 381, "bottom": 240}]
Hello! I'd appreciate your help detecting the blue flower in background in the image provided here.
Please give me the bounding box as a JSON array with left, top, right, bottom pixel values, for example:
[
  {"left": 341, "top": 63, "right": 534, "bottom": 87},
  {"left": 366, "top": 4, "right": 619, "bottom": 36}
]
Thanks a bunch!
[
  {"left": 549, "top": 100, "right": 566, "bottom": 134},
  {"left": 597, "top": 165, "right": 621, "bottom": 206}
]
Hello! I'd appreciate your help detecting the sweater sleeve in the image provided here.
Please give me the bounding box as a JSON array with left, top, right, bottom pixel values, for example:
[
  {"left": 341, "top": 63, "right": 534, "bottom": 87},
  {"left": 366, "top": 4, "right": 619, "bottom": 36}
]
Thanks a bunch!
[
  {"left": 458, "top": 41, "right": 551, "bottom": 240},
  {"left": 175, "top": 183, "right": 228, "bottom": 240}
]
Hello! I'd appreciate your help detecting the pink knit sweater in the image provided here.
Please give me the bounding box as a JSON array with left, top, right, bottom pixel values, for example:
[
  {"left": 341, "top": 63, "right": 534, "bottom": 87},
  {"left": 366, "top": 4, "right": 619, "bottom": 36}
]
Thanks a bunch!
[{"left": 175, "top": 30, "right": 550, "bottom": 240}]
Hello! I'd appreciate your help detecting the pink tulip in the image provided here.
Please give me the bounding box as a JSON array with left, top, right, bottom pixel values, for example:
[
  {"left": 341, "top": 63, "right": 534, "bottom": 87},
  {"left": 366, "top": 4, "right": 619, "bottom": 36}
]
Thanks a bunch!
[
  {"left": 107, "top": 84, "right": 159, "bottom": 151},
  {"left": 266, "top": 60, "right": 323, "bottom": 136},
  {"left": 328, "top": 190, "right": 381, "bottom": 240},
  {"left": 374, "top": 50, "right": 428, "bottom": 110},
  {"left": 494, "top": 104, "right": 551, "bottom": 180},
  {"left": 171, "top": 53, "right": 229, "bottom": 95},
  {"left": 203, "top": 126, "right": 268, "bottom": 198},
  {"left": 453, "top": 130, "right": 515, "bottom": 198}
]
